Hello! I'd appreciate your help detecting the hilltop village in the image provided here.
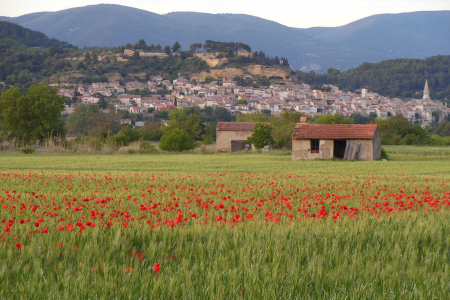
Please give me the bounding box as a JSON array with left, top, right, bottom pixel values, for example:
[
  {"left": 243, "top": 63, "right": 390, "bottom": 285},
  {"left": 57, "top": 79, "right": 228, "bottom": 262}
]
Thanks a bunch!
[{"left": 58, "top": 77, "right": 448, "bottom": 126}]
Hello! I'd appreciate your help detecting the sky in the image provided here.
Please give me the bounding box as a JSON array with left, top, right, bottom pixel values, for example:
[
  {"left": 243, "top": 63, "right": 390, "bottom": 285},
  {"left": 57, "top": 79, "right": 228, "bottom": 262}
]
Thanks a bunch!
[{"left": 2, "top": 0, "right": 450, "bottom": 28}]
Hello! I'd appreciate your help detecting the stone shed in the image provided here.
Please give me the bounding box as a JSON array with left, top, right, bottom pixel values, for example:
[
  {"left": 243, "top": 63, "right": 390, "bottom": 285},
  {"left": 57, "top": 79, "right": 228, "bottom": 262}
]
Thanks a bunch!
[
  {"left": 292, "top": 123, "right": 381, "bottom": 161},
  {"left": 216, "top": 122, "right": 269, "bottom": 152}
]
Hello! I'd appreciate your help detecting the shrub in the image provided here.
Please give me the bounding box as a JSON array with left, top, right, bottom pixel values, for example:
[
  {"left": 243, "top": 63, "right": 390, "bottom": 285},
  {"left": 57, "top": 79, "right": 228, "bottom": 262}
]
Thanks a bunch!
[
  {"left": 159, "top": 129, "right": 195, "bottom": 152},
  {"left": 201, "top": 134, "right": 214, "bottom": 145},
  {"left": 380, "top": 148, "right": 389, "bottom": 160},
  {"left": 20, "top": 146, "right": 36, "bottom": 154},
  {"left": 138, "top": 140, "right": 158, "bottom": 154}
]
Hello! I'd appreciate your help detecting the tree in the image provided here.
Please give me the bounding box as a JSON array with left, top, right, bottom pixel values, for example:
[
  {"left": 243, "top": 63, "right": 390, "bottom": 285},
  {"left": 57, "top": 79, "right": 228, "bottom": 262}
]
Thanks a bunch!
[
  {"left": 247, "top": 123, "right": 274, "bottom": 150},
  {"left": 65, "top": 104, "right": 120, "bottom": 137},
  {"left": 97, "top": 97, "right": 108, "bottom": 109},
  {"left": 91, "top": 53, "right": 98, "bottom": 64},
  {"left": 159, "top": 129, "right": 194, "bottom": 151},
  {"left": 164, "top": 45, "right": 171, "bottom": 55},
  {"left": 139, "top": 121, "right": 163, "bottom": 141},
  {"left": 84, "top": 51, "right": 91, "bottom": 64},
  {"left": 172, "top": 41, "right": 181, "bottom": 52},
  {"left": 190, "top": 43, "right": 202, "bottom": 53},
  {"left": 0, "top": 85, "right": 66, "bottom": 144},
  {"left": 163, "top": 109, "right": 203, "bottom": 140},
  {"left": 138, "top": 39, "right": 146, "bottom": 47},
  {"left": 312, "top": 113, "right": 353, "bottom": 124},
  {"left": 236, "top": 99, "right": 248, "bottom": 105},
  {"left": 211, "top": 107, "right": 234, "bottom": 122},
  {"left": 113, "top": 125, "right": 142, "bottom": 146}
]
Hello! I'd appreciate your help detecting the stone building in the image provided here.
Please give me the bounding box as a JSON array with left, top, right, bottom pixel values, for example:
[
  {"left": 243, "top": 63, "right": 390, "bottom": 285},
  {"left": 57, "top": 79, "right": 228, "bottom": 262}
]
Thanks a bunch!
[
  {"left": 292, "top": 123, "right": 381, "bottom": 161},
  {"left": 216, "top": 122, "right": 269, "bottom": 152}
]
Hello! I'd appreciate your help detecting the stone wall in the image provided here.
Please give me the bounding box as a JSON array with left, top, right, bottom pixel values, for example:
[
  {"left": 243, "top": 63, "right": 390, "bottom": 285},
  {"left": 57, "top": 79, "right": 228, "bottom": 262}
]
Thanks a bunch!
[
  {"left": 292, "top": 139, "right": 376, "bottom": 161},
  {"left": 292, "top": 139, "right": 334, "bottom": 160},
  {"left": 216, "top": 130, "right": 254, "bottom": 151}
]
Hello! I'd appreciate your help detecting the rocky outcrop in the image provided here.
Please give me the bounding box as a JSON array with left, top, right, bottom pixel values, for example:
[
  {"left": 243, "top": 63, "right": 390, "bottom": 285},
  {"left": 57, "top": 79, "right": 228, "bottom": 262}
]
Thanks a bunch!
[{"left": 190, "top": 65, "right": 291, "bottom": 81}]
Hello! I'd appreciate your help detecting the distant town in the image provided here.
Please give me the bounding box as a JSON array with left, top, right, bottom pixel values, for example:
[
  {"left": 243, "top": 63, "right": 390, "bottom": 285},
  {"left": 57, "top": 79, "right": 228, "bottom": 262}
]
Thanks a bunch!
[{"left": 58, "top": 77, "right": 448, "bottom": 127}]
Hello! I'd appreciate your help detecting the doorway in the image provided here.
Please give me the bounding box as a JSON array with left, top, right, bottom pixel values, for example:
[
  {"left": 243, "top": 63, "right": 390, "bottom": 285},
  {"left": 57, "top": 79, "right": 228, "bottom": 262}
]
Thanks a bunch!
[{"left": 333, "top": 140, "right": 347, "bottom": 158}]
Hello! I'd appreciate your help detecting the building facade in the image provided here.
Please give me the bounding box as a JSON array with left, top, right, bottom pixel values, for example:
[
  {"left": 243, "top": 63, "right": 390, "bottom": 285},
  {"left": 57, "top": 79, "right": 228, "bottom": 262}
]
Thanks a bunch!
[{"left": 292, "top": 123, "right": 381, "bottom": 161}]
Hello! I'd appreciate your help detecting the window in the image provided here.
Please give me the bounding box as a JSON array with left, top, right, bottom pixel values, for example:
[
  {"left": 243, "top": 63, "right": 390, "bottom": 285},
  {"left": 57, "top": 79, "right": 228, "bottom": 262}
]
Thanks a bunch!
[{"left": 310, "top": 139, "right": 320, "bottom": 152}]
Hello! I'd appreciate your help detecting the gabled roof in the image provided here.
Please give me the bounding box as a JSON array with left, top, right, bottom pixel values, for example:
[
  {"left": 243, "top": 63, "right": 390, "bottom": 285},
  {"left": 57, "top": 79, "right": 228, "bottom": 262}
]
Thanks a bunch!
[
  {"left": 217, "top": 122, "right": 269, "bottom": 132},
  {"left": 293, "top": 123, "right": 378, "bottom": 140}
]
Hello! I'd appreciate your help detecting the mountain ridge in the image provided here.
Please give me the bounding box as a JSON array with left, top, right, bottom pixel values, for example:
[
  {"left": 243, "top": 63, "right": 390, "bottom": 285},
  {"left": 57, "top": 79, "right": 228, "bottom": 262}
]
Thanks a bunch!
[{"left": 1, "top": 5, "right": 449, "bottom": 72}]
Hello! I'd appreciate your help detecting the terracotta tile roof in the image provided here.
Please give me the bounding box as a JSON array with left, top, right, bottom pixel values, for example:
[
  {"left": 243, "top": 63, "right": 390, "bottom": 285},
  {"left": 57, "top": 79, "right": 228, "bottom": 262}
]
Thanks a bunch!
[
  {"left": 293, "top": 123, "right": 378, "bottom": 140},
  {"left": 217, "top": 122, "right": 269, "bottom": 132}
]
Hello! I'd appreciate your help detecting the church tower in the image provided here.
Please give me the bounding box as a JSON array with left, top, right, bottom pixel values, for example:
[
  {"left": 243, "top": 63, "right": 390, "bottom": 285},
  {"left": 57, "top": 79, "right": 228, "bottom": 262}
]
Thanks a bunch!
[{"left": 423, "top": 80, "right": 430, "bottom": 100}]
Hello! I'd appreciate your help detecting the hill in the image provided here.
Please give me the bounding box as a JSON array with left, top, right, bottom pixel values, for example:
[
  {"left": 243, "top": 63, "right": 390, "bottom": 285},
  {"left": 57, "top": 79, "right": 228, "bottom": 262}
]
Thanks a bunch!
[
  {"left": 2, "top": 5, "right": 449, "bottom": 72},
  {"left": 0, "top": 21, "right": 76, "bottom": 49},
  {"left": 316, "top": 11, "right": 450, "bottom": 59},
  {"left": 0, "top": 5, "right": 355, "bottom": 72},
  {"left": 297, "top": 55, "right": 450, "bottom": 100}
]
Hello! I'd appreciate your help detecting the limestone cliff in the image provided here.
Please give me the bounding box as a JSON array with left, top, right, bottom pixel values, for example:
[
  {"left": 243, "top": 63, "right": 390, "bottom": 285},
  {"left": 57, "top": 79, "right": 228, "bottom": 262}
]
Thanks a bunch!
[{"left": 190, "top": 65, "right": 291, "bottom": 81}]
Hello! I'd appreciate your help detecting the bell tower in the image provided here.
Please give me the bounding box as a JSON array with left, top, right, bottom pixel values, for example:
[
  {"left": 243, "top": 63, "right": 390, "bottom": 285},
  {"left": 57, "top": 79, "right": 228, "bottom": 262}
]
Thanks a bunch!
[{"left": 423, "top": 80, "right": 430, "bottom": 100}]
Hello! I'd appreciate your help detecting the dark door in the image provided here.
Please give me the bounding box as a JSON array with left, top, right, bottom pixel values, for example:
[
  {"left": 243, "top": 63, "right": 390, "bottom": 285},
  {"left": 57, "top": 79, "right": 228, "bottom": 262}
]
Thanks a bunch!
[
  {"left": 334, "top": 140, "right": 346, "bottom": 158},
  {"left": 231, "top": 140, "right": 252, "bottom": 152}
]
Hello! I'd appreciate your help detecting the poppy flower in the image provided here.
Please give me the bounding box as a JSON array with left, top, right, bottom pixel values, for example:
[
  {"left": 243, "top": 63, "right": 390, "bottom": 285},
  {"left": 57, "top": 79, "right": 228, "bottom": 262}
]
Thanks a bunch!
[
  {"left": 154, "top": 263, "right": 160, "bottom": 273},
  {"left": 15, "top": 242, "right": 22, "bottom": 249}
]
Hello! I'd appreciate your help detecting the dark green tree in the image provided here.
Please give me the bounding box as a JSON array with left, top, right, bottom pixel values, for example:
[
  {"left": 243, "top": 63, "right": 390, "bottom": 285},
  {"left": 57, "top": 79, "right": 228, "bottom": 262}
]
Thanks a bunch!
[
  {"left": 172, "top": 41, "right": 181, "bottom": 52},
  {"left": 0, "top": 85, "right": 66, "bottom": 144},
  {"left": 189, "top": 43, "right": 202, "bottom": 52},
  {"left": 138, "top": 39, "right": 146, "bottom": 48},
  {"left": 164, "top": 45, "right": 171, "bottom": 55},
  {"left": 97, "top": 97, "right": 108, "bottom": 109}
]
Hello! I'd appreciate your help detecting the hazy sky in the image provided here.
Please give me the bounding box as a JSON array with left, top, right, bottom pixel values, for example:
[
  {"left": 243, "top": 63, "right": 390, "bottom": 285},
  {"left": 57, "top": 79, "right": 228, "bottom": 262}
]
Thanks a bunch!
[{"left": 2, "top": 0, "right": 450, "bottom": 28}]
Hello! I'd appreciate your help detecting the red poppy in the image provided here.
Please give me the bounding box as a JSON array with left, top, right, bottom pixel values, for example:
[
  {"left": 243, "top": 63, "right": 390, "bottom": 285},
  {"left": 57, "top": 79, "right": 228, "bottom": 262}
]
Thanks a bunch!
[
  {"left": 15, "top": 242, "right": 22, "bottom": 249},
  {"left": 153, "top": 263, "right": 160, "bottom": 273}
]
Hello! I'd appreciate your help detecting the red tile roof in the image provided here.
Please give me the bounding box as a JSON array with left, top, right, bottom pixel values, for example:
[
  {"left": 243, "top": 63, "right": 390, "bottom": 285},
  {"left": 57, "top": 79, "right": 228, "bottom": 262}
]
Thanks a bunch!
[
  {"left": 293, "top": 123, "right": 378, "bottom": 140},
  {"left": 217, "top": 122, "right": 269, "bottom": 132}
]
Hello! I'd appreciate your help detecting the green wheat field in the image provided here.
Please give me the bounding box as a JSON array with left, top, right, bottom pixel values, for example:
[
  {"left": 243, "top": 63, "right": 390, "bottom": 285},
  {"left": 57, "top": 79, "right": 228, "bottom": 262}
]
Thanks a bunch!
[{"left": 1, "top": 146, "right": 449, "bottom": 299}]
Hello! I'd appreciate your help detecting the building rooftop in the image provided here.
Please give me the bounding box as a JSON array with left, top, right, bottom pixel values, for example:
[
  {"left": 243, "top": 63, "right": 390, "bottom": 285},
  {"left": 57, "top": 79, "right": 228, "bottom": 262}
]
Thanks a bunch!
[
  {"left": 293, "top": 123, "right": 378, "bottom": 140},
  {"left": 217, "top": 122, "right": 269, "bottom": 132}
]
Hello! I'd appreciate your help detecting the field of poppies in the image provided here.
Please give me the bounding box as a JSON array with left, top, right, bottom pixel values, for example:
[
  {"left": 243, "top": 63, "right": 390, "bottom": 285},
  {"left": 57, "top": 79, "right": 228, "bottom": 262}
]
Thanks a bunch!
[{"left": 1, "top": 150, "right": 450, "bottom": 298}]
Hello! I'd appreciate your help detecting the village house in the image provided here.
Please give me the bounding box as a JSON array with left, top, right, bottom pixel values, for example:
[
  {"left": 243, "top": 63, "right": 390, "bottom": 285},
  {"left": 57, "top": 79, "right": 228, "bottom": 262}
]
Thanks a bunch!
[
  {"left": 57, "top": 88, "right": 74, "bottom": 100},
  {"left": 80, "top": 96, "right": 99, "bottom": 104},
  {"left": 292, "top": 121, "right": 381, "bottom": 161},
  {"left": 129, "top": 106, "right": 148, "bottom": 114},
  {"left": 114, "top": 104, "right": 132, "bottom": 112},
  {"left": 118, "top": 94, "right": 141, "bottom": 105}
]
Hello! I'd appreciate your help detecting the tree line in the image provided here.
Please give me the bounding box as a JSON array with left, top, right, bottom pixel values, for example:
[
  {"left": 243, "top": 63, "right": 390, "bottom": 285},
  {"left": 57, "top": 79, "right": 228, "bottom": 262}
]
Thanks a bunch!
[{"left": 3, "top": 85, "right": 450, "bottom": 151}]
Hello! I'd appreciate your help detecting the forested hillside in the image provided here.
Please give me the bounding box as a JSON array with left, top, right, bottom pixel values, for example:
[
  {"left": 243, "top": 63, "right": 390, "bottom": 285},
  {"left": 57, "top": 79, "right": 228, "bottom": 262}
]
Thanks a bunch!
[
  {"left": 0, "top": 21, "right": 76, "bottom": 49},
  {"left": 297, "top": 56, "right": 450, "bottom": 100},
  {"left": 0, "top": 21, "right": 291, "bottom": 89}
]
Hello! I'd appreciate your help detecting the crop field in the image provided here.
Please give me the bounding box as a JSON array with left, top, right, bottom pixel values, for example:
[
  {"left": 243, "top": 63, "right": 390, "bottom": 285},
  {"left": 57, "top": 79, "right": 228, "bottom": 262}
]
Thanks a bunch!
[{"left": 1, "top": 148, "right": 450, "bottom": 299}]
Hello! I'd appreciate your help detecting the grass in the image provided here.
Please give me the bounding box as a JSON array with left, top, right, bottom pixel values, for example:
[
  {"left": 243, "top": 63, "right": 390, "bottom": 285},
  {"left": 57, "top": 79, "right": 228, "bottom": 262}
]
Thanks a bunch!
[
  {"left": 1, "top": 149, "right": 450, "bottom": 176},
  {"left": 1, "top": 146, "right": 450, "bottom": 299},
  {"left": 383, "top": 144, "right": 450, "bottom": 153}
]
